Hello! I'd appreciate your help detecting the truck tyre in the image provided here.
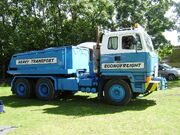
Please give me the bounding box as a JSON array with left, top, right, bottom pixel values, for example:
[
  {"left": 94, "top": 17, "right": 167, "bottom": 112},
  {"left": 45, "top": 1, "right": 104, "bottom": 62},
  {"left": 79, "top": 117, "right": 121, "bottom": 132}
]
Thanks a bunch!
[
  {"left": 35, "top": 78, "right": 55, "bottom": 100},
  {"left": 104, "top": 79, "right": 132, "bottom": 105},
  {"left": 13, "top": 78, "right": 32, "bottom": 98}
]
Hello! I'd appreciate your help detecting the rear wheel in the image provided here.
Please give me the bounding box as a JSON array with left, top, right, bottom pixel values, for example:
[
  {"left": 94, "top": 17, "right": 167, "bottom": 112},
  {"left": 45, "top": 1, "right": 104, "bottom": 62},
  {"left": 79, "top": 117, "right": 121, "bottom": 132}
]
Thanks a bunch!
[
  {"left": 13, "top": 78, "right": 33, "bottom": 98},
  {"left": 104, "top": 79, "right": 132, "bottom": 105},
  {"left": 35, "top": 78, "right": 55, "bottom": 100}
]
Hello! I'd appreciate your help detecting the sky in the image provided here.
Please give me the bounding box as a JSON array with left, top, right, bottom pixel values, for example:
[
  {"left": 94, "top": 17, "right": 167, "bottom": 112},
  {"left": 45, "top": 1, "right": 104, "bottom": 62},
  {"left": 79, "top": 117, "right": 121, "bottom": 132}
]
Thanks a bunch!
[
  {"left": 174, "top": 0, "right": 180, "bottom": 2},
  {"left": 163, "top": 0, "right": 180, "bottom": 46},
  {"left": 163, "top": 31, "right": 179, "bottom": 46}
]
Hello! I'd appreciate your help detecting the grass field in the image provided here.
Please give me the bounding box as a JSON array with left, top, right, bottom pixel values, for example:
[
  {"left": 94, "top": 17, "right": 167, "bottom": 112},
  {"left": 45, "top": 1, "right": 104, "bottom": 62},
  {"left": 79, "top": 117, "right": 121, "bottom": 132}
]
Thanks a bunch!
[{"left": 0, "top": 80, "right": 180, "bottom": 135}]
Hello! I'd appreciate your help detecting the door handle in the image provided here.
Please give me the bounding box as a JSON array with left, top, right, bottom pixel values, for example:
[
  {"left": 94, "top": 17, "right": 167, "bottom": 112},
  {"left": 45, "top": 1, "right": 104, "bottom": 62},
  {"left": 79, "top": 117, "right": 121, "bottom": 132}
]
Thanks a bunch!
[{"left": 114, "top": 56, "right": 121, "bottom": 61}]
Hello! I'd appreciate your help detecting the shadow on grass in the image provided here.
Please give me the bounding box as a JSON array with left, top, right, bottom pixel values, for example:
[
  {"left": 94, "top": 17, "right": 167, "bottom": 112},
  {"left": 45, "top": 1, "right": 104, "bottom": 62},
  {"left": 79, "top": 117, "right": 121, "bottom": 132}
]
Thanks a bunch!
[{"left": 0, "top": 94, "right": 156, "bottom": 116}]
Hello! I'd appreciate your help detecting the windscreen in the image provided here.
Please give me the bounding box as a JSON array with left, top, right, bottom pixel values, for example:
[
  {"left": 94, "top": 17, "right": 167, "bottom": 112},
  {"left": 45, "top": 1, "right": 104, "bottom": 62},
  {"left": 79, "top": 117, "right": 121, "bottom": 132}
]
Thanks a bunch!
[{"left": 144, "top": 33, "right": 154, "bottom": 52}]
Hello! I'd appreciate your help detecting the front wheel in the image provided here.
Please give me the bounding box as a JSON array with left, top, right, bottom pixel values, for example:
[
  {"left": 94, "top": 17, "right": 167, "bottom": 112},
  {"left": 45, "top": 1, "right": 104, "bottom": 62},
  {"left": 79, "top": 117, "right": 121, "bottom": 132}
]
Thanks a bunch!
[
  {"left": 35, "top": 78, "right": 55, "bottom": 100},
  {"left": 104, "top": 79, "right": 132, "bottom": 105}
]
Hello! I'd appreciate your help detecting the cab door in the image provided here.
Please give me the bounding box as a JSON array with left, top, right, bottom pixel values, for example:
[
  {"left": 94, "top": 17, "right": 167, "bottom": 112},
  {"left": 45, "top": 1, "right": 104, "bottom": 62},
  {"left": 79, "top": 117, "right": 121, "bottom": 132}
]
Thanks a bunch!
[
  {"left": 118, "top": 34, "right": 146, "bottom": 72},
  {"left": 101, "top": 33, "right": 146, "bottom": 73}
]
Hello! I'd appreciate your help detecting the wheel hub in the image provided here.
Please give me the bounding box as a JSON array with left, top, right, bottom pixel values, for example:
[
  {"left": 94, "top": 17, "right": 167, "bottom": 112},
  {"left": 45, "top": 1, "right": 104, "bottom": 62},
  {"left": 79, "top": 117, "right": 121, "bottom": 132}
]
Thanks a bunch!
[
  {"left": 109, "top": 84, "right": 125, "bottom": 101},
  {"left": 17, "top": 83, "right": 26, "bottom": 95},
  {"left": 19, "top": 85, "right": 25, "bottom": 92},
  {"left": 39, "top": 83, "right": 50, "bottom": 97},
  {"left": 42, "top": 86, "right": 48, "bottom": 94},
  {"left": 114, "top": 89, "right": 120, "bottom": 95}
]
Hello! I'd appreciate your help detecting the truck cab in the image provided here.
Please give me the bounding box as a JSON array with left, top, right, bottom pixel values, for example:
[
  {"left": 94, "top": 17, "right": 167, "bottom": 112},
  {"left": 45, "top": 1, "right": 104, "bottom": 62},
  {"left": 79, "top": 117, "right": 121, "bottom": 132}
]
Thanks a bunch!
[{"left": 98, "top": 24, "right": 166, "bottom": 105}]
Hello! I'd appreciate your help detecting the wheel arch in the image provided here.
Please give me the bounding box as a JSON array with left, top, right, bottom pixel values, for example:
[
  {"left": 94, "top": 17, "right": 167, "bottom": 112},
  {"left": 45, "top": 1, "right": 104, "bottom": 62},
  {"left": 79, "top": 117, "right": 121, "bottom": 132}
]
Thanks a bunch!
[{"left": 101, "top": 75, "right": 132, "bottom": 92}]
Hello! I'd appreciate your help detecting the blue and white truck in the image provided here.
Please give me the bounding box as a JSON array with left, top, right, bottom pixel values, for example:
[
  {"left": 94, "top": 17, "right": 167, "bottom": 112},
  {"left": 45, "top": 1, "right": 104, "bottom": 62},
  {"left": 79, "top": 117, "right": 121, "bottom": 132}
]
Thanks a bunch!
[{"left": 7, "top": 24, "right": 166, "bottom": 105}]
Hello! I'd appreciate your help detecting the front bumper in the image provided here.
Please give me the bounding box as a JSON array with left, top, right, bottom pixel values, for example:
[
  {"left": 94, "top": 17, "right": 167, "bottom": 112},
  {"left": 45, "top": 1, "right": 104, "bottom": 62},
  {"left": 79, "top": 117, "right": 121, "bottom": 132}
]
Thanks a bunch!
[
  {"left": 145, "top": 77, "right": 167, "bottom": 92},
  {"left": 145, "top": 81, "right": 159, "bottom": 92}
]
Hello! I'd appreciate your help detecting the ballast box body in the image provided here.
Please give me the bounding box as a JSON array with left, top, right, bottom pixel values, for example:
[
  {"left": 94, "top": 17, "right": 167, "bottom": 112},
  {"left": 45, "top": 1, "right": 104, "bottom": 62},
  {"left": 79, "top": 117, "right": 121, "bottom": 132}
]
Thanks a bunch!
[{"left": 7, "top": 46, "right": 90, "bottom": 75}]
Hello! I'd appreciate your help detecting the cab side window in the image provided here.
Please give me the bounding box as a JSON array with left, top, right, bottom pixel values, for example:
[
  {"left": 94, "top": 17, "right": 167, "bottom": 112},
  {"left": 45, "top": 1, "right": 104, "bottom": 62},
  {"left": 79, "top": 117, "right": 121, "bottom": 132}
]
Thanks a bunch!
[
  {"left": 122, "top": 36, "right": 135, "bottom": 49},
  {"left": 108, "top": 36, "right": 118, "bottom": 50},
  {"left": 122, "top": 35, "right": 142, "bottom": 50}
]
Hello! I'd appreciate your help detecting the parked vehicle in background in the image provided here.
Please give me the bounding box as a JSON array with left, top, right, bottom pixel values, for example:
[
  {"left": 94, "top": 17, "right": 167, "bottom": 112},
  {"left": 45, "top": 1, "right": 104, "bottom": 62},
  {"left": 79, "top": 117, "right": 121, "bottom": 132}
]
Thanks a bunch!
[{"left": 159, "top": 63, "right": 180, "bottom": 80}]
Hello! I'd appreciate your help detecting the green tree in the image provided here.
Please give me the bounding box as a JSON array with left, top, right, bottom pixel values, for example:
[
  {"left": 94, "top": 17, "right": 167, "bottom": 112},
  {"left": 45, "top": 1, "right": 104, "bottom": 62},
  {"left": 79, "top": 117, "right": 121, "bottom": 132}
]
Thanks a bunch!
[
  {"left": 0, "top": 0, "right": 178, "bottom": 79},
  {"left": 174, "top": 2, "right": 180, "bottom": 31}
]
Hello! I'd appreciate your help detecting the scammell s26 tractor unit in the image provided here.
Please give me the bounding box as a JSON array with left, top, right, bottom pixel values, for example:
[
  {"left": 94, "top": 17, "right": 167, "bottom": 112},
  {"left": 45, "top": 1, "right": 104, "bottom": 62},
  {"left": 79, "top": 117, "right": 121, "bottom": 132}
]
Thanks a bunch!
[{"left": 7, "top": 24, "right": 166, "bottom": 105}]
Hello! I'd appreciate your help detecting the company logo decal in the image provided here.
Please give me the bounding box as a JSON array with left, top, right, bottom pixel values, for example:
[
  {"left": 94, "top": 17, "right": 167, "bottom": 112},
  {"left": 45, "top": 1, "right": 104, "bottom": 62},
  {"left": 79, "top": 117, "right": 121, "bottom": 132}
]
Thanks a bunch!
[
  {"left": 16, "top": 57, "right": 57, "bottom": 65},
  {"left": 102, "top": 62, "right": 144, "bottom": 69}
]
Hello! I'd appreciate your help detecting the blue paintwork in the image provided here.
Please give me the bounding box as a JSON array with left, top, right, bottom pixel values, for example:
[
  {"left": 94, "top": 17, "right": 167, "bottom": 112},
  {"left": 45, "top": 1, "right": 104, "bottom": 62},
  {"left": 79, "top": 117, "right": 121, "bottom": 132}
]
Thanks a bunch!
[
  {"left": 101, "top": 52, "right": 158, "bottom": 76},
  {"left": 8, "top": 44, "right": 163, "bottom": 96},
  {"left": 0, "top": 100, "right": 4, "bottom": 112},
  {"left": 86, "top": 87, "right": 91, "bottom": 93},
  {"left": 101, "top": 72, "right": 145, "bottom": 93},
  {"left": 7, "top": 46, "right": 90, "bottom": 75},
  {"left": 80, "top": 87, "right": 86, "bottom": 92},
  {"left": 91, "top": 88, "right": 96, "bottom": 93},
  {"left": 57, "top": 78, "right": 79, "bottom": 91},
  {"left": 109, "top": 84, "right": 125, "bottom": 102},
  {"left": 153, "top": 77, "right": 167, "bottom": 90},
  {"left": 146, "top": 52, "right": 159, "bottom": 76},
  {"left": 79, "top": 79, "right": 94, "bottom": 87},
  {"left": 80, "top": 87, "right": 97, "bottom": 93},
  {"left": 16, "top": 82, "right": 26, "bottom": 96},
  {"left": 130, "top": 82, "right": 145, "bottom": 93},
  {"left": 89, "top": 61, "right": 94, "bottom": 74},
  {"left": 11, "top": 75, "right": 98, "bottom": 93},
  {"left": 100, "top": 52, "right": 159, "bottom": 93}
]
